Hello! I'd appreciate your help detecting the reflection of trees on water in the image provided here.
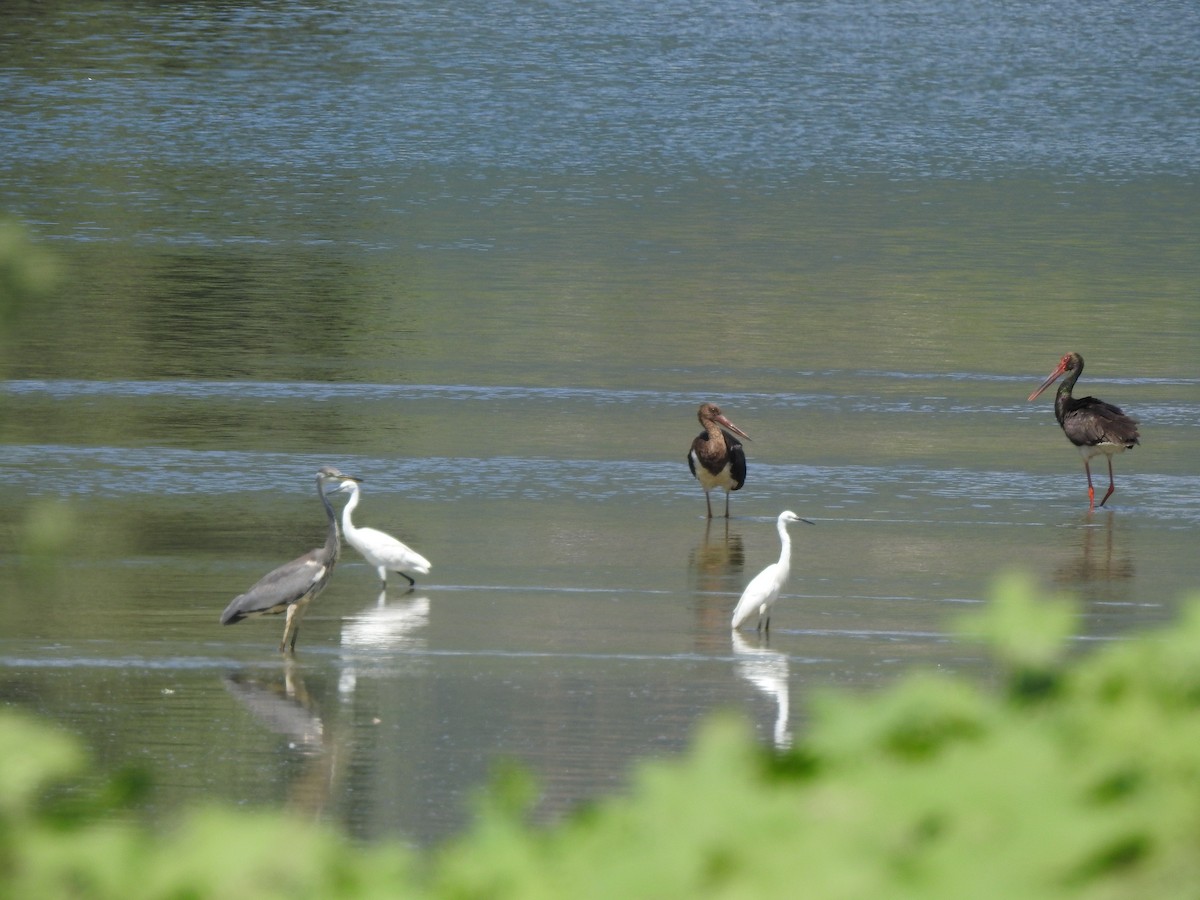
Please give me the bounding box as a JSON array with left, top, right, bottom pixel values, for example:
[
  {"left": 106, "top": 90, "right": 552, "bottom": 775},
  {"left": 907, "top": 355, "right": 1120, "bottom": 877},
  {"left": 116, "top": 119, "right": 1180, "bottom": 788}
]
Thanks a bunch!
[
  {"left": 731, "top": 631, "right": 791, "bottom": 750},
  {"left": 223, "top": 663, "right": 345, "bottom": 818}
]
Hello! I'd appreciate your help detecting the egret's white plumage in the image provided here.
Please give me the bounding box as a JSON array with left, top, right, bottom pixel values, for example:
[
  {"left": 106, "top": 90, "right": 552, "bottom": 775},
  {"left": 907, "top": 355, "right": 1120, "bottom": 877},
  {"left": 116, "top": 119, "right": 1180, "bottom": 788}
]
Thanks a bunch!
[
  {"left": 730, "top": 510, "right": 811, "bottom": 632},
  {"left": 340, "top": 480, "right": 431, "bottom": 589}
]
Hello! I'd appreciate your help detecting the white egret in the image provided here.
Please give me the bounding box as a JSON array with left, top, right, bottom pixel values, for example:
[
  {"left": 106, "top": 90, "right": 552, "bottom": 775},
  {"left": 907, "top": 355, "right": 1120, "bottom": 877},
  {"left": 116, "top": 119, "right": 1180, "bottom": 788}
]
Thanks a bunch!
[
  {"left": 687, "top": 402, "right": 749, "bottom": 518},
  {"left": 220, "top": 466, "right": 359, "bottom": 653},
  {"left": 730, "top": 510, "right": 812, "bottom": 632},
  {"left": 339, "top": 478, "right": 431, "bottom": 589}
]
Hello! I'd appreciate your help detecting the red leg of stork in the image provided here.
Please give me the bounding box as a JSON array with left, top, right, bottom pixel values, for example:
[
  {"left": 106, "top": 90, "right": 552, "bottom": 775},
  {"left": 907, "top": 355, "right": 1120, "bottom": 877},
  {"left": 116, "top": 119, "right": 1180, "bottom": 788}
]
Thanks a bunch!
[
  {"left": 1099, "top": 457, "right": 1117, "bottom": 507},
  {"left": 1083, "top": 460, "right": 1096, "bottom": 511}
]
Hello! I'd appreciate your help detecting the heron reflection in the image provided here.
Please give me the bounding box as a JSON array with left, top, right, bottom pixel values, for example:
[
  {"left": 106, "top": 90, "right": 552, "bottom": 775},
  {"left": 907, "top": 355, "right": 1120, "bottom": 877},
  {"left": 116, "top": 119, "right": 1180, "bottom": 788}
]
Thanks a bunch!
[{"left": 223, "top": 663, "right": 343, "bottom": 816}]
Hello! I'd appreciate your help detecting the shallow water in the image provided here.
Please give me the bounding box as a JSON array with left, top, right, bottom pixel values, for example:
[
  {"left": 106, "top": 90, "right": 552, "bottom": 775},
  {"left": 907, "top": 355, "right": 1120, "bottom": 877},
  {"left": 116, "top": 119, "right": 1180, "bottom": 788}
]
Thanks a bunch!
[{"left": 1, "top": 0, "right": 1198, "bottom": 847}]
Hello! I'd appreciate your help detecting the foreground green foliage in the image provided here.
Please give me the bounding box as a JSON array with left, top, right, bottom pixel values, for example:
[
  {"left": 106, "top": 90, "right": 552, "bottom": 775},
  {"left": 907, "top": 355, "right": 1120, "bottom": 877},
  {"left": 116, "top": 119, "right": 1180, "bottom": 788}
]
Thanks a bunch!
[{"left": 5, "top": 574, "right": 1200, "bottom": 898}]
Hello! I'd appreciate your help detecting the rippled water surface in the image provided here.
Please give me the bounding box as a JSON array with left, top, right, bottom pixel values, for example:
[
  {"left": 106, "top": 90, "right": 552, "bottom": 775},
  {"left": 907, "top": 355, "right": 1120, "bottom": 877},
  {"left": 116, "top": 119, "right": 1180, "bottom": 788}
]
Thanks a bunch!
[{"left": 1, "top": 0, "right": 1198, "bottom": 847}]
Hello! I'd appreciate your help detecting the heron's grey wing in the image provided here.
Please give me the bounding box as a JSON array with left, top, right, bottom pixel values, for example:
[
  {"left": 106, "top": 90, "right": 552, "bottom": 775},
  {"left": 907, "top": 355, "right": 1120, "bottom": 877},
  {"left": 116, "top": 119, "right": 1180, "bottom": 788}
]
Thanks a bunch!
[{"left": 220, "top": 550, "right": 329, "bottom": 624}]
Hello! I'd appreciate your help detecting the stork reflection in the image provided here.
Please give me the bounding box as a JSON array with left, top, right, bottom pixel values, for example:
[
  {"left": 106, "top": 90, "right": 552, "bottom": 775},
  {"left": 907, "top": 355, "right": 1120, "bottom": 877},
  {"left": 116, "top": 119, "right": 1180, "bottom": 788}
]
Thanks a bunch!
[
  {"left": 731, "top": 631, "right": 792, "bottom": 750},
  {"left": 1052, "top": 512, "right": 1135, "bottom": 587},
  {"left": 690, "top": 519, "right": 746, "bottom": 648},
  {"left": 689, "top": 518, "right": 746, "bottom": 586}
]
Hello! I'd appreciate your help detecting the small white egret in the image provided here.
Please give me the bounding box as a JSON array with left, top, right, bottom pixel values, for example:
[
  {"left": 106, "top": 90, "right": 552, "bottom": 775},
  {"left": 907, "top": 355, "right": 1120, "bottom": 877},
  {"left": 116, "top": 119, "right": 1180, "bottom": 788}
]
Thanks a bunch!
[
  {"left": 687, "top": 402, "right": 750, "bottom": 518},
  {"left": 339, "top": 478, "right": 431, "bottom": 589},
  {"left": 730, "top": 510, "right": 813, "bottom": 632},
  {"left": 220, "top": 466, "right": 359, "bottom": 653}
]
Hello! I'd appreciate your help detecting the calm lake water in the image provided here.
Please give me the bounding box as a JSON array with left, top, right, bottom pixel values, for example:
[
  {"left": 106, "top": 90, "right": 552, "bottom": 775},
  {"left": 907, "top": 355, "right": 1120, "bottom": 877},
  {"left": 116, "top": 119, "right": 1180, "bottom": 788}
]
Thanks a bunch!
[{"left": 1, "top": 0, "right": 1198, "bottom": 847}]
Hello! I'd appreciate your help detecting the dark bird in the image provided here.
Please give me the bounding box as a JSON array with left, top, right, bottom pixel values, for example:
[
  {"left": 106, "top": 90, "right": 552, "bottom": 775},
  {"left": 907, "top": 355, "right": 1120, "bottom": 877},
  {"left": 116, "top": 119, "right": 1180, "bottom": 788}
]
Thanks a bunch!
[
  {"left": 1028, "top": 352, "right": 1140, "bottom": 510},
  {"left": 687, "top": 402, "right": 750, "bottom": 518},
  {"left": 220, "top": 466, "right": 360, "bottom": 652}
]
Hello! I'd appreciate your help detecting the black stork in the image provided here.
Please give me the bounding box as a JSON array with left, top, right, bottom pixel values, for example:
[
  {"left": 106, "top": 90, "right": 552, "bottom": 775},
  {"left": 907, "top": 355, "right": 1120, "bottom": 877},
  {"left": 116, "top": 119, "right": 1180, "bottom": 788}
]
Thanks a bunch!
[
  {"left": 687, "top": 402, "right": 750, "bottom": 518},
  {"left": 1027, "top": 352, "right": 1140, "bottom": 510}
]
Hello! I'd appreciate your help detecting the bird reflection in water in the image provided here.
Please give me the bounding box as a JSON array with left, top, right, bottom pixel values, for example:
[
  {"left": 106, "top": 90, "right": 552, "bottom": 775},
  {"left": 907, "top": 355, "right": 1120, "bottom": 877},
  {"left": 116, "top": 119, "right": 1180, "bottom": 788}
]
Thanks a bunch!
[
  {"left": 1052, "top": 513, "right": 1135, "bottom": 600},
  {"left": 340, "top": 592, "right": 430, "bottom": 653},
  {"left": 338, "top": 593, "right": 431, "bottom": 700},
  {"left": 732, "top": 631, "right": 792, "bottom": 750},
  {"left": 223, "top": 663, "right": 343, "bottom": 817},
  {"left": 689, "top": 519, "right": 745, "bottom": 646}
]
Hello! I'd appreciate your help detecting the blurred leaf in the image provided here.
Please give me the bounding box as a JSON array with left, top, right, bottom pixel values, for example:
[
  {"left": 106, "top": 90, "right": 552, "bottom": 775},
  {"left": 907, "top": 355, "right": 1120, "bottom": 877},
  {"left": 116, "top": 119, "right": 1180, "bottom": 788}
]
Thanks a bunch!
[
  {"left": 6, "top": 578, "right": 1200, "bottom": 897},
  {"left": 956, "top": 570, "right": 1078, "bottom": 698},
  {"left": 0, "top": 217, "right": 58, "bottom": 329}
]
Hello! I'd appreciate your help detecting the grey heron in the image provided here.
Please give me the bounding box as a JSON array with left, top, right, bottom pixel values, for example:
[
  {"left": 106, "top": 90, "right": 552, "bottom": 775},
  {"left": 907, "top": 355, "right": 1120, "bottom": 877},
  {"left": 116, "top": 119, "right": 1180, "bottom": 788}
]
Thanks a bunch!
[
  {"left": 688, "top": 402, "right": 749, "bottom": 519},
  {"left": 338, "top": 478, "right": 431, "bottom": 589},
  {"left": 219, "top": 466, "right": 359, "bottom": 653},
  {"left": 731, "top": 511, "right": 813, "bottom": 633}
]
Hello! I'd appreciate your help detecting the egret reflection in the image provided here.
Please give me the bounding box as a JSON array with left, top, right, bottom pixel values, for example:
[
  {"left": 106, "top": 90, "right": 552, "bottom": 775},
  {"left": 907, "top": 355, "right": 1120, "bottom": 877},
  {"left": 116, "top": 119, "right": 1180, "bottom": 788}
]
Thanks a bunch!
[
  {"left": 732, "top": 631, "right": 792, "bottom": 750},
  {"left": 341, "top": 593, "right": 430, "bottom": 653}
]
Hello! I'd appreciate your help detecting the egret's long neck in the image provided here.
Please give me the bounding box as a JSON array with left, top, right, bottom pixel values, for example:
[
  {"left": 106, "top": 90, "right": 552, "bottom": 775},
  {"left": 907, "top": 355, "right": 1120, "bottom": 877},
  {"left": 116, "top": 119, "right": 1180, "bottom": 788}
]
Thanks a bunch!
[
  {"left": 340, "top": 485, "right": 361, "bottom": 535},
  {"left": 776, "top": 519, "right": 793, "bottom": 573}
]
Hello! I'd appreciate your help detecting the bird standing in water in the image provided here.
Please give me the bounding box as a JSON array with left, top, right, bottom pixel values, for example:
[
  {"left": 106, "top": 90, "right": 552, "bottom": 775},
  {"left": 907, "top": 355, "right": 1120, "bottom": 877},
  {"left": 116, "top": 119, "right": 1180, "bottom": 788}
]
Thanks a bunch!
[
  {"left": 339, "top": 477, "right": 432, "bottom": 590},
  {"left": 731, "top": 510, "right": 813, "bottom": 633},
  {"left": 687, "top": 402, "right": 749, "bottom": 518},
  {"left": 220, "top": 466, "right": 359, "bottom": 653},
  {"left": 1028, "top": 352, "right": 1140, "bottom": 510}
]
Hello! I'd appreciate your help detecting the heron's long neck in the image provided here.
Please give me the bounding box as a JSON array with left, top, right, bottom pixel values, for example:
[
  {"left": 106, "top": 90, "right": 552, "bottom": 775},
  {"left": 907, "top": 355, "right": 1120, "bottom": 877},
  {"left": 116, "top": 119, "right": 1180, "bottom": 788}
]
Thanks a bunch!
[{"left": 318, "top": 484, "right": 342, "bottom": 563}]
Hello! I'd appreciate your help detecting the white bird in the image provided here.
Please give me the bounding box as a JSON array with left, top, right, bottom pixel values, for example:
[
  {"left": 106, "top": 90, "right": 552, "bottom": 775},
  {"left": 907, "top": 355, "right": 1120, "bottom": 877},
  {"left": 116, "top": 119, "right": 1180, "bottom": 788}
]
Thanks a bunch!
[
  {"left": 730, "top": 511, "right": 812, "bottom": 632},
  {"left": 338, "top": 479, "right": 431, "bottom": 589}
]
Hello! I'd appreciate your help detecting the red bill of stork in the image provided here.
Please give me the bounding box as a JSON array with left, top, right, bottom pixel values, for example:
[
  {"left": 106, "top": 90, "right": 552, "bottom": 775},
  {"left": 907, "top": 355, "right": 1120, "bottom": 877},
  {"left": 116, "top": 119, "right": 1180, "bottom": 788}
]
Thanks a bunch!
[
  {"left": 1027, "top": 352, "right": 1140, "bottom": 510},
  {"left": 687, "top": 402, "right": 750, "bottom": 519}
]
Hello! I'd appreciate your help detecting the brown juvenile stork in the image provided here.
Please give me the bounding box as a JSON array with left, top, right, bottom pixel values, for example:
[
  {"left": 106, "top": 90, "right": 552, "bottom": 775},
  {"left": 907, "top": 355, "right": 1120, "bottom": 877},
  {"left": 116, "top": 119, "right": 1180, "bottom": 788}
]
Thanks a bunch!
[
  {"left": 687, "top": 402, "right": 750, "bottom": 518},
  {"left": 1027, "top": 352, "right": 1140, "bottom": 510}
]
